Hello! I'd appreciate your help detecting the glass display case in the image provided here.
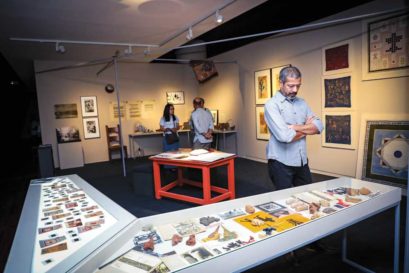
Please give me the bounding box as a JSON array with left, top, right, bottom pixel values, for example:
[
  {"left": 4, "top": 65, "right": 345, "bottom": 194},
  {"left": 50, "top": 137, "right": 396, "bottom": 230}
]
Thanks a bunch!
[{"left": 5, "top": 176, "right": 401, "bottom": 273}]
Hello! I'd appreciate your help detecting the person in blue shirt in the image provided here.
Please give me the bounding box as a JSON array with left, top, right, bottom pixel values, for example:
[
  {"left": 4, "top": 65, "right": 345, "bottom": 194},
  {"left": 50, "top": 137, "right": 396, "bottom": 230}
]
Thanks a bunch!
[
  {"left": 160, "top": 103, "right": 180, "bottom": 152},
  {"left": 264, "top": 65, "right": 323, "bottom": 190},
  {"left": 190, "top": 97, "right": 214, "bottom": 149}
]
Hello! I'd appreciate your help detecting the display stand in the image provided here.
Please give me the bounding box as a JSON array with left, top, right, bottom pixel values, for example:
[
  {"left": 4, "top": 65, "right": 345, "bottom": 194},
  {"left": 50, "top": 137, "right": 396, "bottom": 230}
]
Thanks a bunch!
[
  {"left": 4, "top": 174, "right": 137, "bottom": 273},
  {"left": 57, "top": 142, "right": 84, "bottom": 169},
  {"left": 6, "top": 176, "right": 401, "bottom": 273}
]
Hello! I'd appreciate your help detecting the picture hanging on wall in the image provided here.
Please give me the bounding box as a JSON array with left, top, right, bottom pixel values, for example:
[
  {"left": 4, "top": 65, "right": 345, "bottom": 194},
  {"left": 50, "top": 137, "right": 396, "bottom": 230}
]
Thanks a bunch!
[
  {"left": 254, "top": 69, "right": 271, "bottom": 105},
  {"left": 80, "top": 96, "right": 98, "bottom": 117},
  {"left": 322, "top": 75, "right": 352, "bottom": 109},
  {"left": 271, "top": 65, "right": 288, "bottom": 96},
  {"left": 56, "top": 127, "right": 81, "bottom": 143},
  {"left": 54, "top": 104, "right": 78, "bottom": 119},
  {"left": 82, "top": 117, "right": 100, "bottom": 139},
  {"left": 256, "top": 106, "right": 269, "bottom": 140},
  {"left": 322, "top": 112, "right": 356, "bottom": 149},
  {"left": 210, "top": 110, "right": 218, "bottom": 126},
  {"left": 166, "top": 91, "right": 185, "bottom": 105},
  {"left": 322, "top": 40, "right": 352, "bottom": 75},
  {"left": 356, "top": 114, "right": 409, "bottom": 193},
  {"left": 362, "top": 13, "right": 409, "bottom": 80}
]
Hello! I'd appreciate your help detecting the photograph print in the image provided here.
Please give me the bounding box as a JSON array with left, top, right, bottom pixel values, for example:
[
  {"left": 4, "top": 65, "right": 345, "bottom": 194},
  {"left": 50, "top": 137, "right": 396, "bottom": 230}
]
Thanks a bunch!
[
  {"left": 322, "top": 112, "right": 356, "bottom": 149},
  {"left": 82, "top": 117, "right": 100, "bottom": 139},
  {"left": 54, "top": 103, "right": 78, "bottom": 119},
  {"left": 166, "top": 91, "right": 185, "bottom": 105},
  {"left": 254, "top": 69, "right": 271, "bottom": 104},
  {"left": 80, "top": 96, "right": 98, "bottom": 117},
  {"left": 56, "top": 126, "right": 80, "bottom": 143},
  {"left": 210, "top": 110, "right": 218, "bottom": 126}
]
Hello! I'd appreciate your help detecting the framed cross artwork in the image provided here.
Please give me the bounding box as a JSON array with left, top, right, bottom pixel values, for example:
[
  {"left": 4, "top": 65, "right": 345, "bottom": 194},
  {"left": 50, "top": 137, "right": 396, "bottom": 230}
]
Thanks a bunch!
[
  {"left": 254, "top": 69, "right": 271, "bottom": 105},
  {"left": 362, "top": 13, "right": 409, "bottom": 80}
]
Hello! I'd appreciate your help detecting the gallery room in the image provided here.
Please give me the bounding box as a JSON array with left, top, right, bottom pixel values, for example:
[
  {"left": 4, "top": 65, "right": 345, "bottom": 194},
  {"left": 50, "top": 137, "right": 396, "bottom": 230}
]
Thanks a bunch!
[{"left": 0, "top": 0, "right": 408, "bottom": 272}]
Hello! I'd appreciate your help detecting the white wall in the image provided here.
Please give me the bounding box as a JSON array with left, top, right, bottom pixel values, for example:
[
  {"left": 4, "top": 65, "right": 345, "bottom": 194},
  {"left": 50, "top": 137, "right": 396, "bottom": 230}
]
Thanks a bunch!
[
  {"left": 202, "top": 0, "right": 408, "bottom": 177},
  {"left": 35, "top": 61, "right": 198, "bottom": 167}
]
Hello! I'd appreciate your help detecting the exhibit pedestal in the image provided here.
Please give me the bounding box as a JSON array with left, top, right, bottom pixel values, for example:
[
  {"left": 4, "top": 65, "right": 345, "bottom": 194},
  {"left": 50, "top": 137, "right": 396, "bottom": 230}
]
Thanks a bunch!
[{"left": 57, "top": 142, "right": 84, "bottom": 169}]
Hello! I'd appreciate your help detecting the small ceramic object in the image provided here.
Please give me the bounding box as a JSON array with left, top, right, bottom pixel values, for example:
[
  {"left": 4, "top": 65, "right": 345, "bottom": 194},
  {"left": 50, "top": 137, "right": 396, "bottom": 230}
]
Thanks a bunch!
[
  {"left": 186, "top": 234, "right": 196, "bottom": 246},
  {"left": 171, "top": 234, "right": 183, "bottom": 246},
  {"left": 245, "top": 204, "right": 255, "bottom": 214}
]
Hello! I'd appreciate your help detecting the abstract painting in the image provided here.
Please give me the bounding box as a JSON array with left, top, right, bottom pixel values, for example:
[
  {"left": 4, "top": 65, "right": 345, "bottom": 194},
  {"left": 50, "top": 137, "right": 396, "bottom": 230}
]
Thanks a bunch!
[
  {"left": 361, "top": 120, "right": 408, "bottom": 190},
  {"left": 322, "top": 40, "right": 352, "bottom": 75},
  {"left": 256, "top": 106, "right": 269, "bottom": 140}
]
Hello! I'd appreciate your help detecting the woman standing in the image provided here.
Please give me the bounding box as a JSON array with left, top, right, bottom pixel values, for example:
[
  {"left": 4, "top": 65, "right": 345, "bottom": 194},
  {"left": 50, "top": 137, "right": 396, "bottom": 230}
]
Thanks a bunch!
[{"left": 160, "top": 103, "right": 180, "bottom": 151}]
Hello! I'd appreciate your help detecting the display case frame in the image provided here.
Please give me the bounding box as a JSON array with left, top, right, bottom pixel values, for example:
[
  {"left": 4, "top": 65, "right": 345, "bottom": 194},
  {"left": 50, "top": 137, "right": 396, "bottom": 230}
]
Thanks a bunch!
[
  {"left": 4, "top": 174, "right": 138, "bottom": 273},
  {"left": 101, "top": 177, "right": 401, "bottom": 273}
]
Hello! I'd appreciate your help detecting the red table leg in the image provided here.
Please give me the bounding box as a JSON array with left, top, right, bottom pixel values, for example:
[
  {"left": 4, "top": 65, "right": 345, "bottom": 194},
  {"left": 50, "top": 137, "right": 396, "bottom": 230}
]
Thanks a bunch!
[
  {"left": 202, "top": 167, "right": 211, "bottom": 204},
  {"left": 227, "top": 158, "right": 235, "bottom": 199},
  {"left": 152, "top": 161, "right": 162, "bottom": 199}
]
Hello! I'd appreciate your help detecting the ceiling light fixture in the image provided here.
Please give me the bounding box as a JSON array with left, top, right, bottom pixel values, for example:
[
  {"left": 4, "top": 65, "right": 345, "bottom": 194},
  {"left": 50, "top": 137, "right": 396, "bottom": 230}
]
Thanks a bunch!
[
  {"left": 55, "top": 42, "right": 65, "bottom": 53},
  {"left": 215, "top": 10, "right": 223, "bottom": 24},
  {"left": 186, "top": 27, "right": 193, "bottom": 41}
]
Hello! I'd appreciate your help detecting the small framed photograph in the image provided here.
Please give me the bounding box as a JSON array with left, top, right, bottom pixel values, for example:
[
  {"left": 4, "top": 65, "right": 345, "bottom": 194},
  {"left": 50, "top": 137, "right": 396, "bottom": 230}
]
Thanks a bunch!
[
  {"left": 56, "top": 127, "right": 81, "bottom": 143},
  {"left": 256, "top": 202, "right": 285, "bottom": 213},
  {"left": 256, "top": 106, "right": 269, "bottom": 141},
  {"left": 322, "top": 112, "right": 356, "bottom": 149},
  {"left": 254, "top": 69, "right": 271, "bottom": 104},
  {"left": 322, "top": 40, "right": 352, "bottom": 75},
  {"left": 82, "top": 117, "right": 100, "bottom": 139},
  {"left": 54, "top": 104, "right": 78, "bottom": 119},
  {"left": 210, "top": 110, "right": 218, "bottom": 126},
  {"left": 80, "top": 96, "right": 98, "bottom": 117},
  {"left": 166, "top": 91, "right": 185, "bottom": 105}
]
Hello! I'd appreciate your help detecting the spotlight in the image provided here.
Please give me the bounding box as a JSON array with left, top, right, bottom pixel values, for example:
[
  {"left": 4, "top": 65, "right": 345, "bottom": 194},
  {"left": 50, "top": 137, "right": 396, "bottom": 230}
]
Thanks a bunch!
[
  {"left": 55, "top": 42, "right": 65, "bottom": 53},
  {"left": 215, "top": 10, "right": 223, "bottom": 24},
  {"left": 186, "top": 27, "right": 193, "bottom": 40}
]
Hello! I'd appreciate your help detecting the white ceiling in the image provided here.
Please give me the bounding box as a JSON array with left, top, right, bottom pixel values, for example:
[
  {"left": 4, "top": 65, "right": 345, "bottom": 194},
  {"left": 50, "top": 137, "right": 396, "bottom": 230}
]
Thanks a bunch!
[{"left": 0, "top": 0, "right": 266, "bottom": 87}]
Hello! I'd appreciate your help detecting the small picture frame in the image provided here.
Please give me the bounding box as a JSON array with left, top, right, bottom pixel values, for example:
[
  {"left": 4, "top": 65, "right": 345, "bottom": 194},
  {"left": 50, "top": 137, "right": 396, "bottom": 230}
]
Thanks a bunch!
[
  {"left": 210, "top": 110, "right": 218, "bottom": 126},
  {"left": 322, "top": 112, "right": 356, "bottom": 149},
  {"left": 166, "top": 91, "right": 185, "bottom": 105},
  {"left": 80, "top": 96, "right": 98, "bottom": 117},
  {"left": 82, "top": 117, "right": 100, "bottom": 139},
  {"left": 271, "top": 65, "right": 288, "bottom": 96},
  {"left": 322, "top": 40, "right": 352, "bottom": 75},
  {"left": 254, "top": 69, "right": 271, "bottom": 105},
  {"left": 256, "top": 106, "right": 269, "bottom": 140}
]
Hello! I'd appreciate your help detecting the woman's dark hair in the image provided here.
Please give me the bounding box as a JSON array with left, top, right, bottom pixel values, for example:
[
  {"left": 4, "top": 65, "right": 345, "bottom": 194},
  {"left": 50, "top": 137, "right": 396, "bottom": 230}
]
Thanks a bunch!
[{"left": 163, "top": 103, "right": 176, "bottom": 122}]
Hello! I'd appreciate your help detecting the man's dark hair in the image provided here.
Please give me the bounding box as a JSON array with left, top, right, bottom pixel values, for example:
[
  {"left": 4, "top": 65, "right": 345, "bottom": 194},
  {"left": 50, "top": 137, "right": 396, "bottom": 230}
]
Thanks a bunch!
[{"left": 279, "top": 66, "right": 301, "bottom": 83}]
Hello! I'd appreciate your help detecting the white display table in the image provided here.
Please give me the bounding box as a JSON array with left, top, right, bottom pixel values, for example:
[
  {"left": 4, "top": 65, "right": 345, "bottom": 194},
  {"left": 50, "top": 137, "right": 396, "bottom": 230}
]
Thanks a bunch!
[{"left": 5, "top": 176, "right": 401, "bottom": 273}]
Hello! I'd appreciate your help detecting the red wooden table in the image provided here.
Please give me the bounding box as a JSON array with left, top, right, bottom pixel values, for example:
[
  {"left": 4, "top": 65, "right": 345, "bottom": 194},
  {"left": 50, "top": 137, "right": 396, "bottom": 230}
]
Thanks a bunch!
[{"left": 149, "top": 151, "right": 236, "bottom": 205}]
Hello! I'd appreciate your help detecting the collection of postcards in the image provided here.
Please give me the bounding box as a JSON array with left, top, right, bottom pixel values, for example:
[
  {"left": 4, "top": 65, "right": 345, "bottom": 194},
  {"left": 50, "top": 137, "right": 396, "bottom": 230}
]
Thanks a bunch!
[
  {"left": 33, "top": 177, "right": 117, "bottom": 273},
  {"left": 98, "top": 186, "right": 379, "bottom": 273}
]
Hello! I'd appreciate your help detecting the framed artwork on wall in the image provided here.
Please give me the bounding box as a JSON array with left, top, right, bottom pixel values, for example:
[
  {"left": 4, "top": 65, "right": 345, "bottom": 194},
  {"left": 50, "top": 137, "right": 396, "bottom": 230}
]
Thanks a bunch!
[
  {"left": 166, "top": 91, "right": 185, "bottom": 105},
  {"left": 362, "top": 13, "right": 409, "bottom": 80},
  {"left": 256, "top": 106, "right": 269, "bottom": 140},
  {"left": 271, "top": 65, "right": 288, "bottom": 97},
  {"left": 322, "top": 40, "right": 352, "bottom": 75},
  {"left": 54, "top": 104, "right": 78, "bottom": 119},
  {"left": 254, "top": 69, "right": 271, "bottom": 105},
  {"left": 56, "top": 127, "right": 81, "bottom": 143},
  {"left": 356, "top": 114, "right": 409, "bottom": 193},
  {"left": 82, "top": 117, "right": 100, "bottom": 139},
  {"left": 80, "top": 96, "right": 98, "bottom": 117},
  {"left": 322, "top": 112, "right": 356, "bottom": 149},
  {"left": 210, "top": 110, "right": 218, "bottom": 126},
  {"left": 322, "top": 74, "right": 352, "bottom": 110}
]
